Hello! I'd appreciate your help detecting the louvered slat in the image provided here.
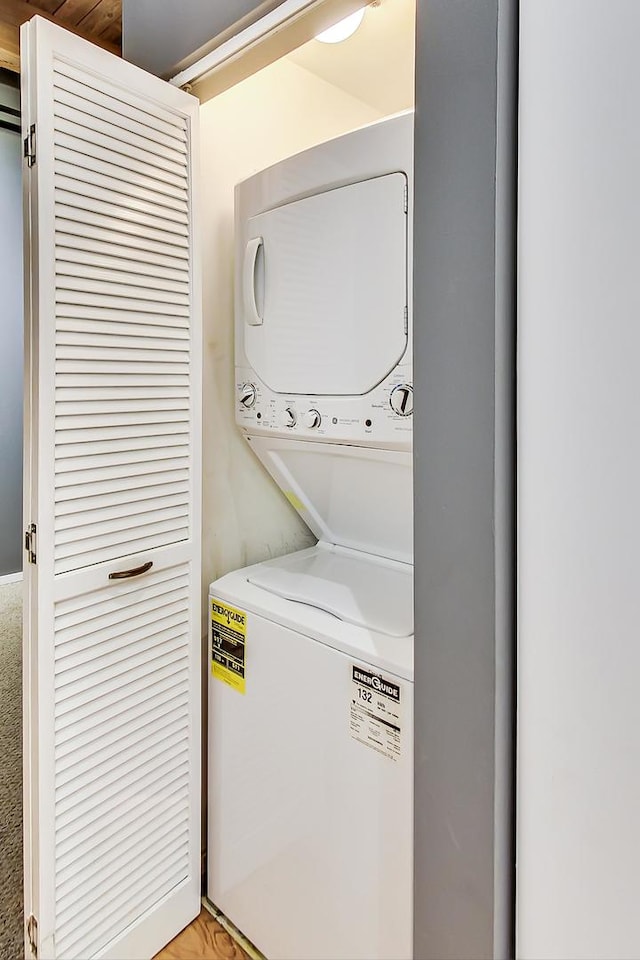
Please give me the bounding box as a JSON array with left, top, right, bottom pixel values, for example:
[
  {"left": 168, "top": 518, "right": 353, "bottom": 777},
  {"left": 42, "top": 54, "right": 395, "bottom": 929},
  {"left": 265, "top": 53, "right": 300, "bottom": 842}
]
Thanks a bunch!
[
  {"left": 55, "top": 483, "right": 190, "bottom": 519},
  {"left": 55, "top": 166, "right": 189, "bottom": 219},
  {"left": 56, "top": 382, "right": 189, "bottom": 402},
  {"left": 55, "top": 728, "right": 188, "bottom": 823},
  {"left": 54, "top": 669, "right": 189, "bottom": 742},
  {"left": 56, "top": 187, "right": 189, "bottom": 240},
  {"left": 52, "top": 563, "right": 192, "bottom": 955},
  {"left": 54, "top": 142, "right": 189, "bottom": 203},
  {"left": 56, "top": 432, "right": 189, "bottom": 458},
  {"left": 56, "top": 303, "right": 189, "bottom": 327},
  {"left": 55, "top": 697, "right": 189, "bottom": 772},
  {"left": 56, "top": 832, "right": 190, "bottom": 937},
  {"left": 57, "top": 344, "right": 188, "bottom": 361},
  {"left": 55, "top": 731, "right": 189, "bottom": 811},
  {"left": 55, "top": 412, "right": 189, "bottom": 432},
  {"left": 52, "top": 60, "right": 193, "bottom": 565},
  {"left": 56, "top": 261, "right": 189, "bottom": 294},
  {"left": 56, "top": 531, "right": 190, "bottom": 575},
  {"left": 57, "top": 504, "right": 189, "bottom": 544},
  {"left": 58, "top": 852, "right": 190, "bottom": 959},
  {"left": 56, "top": 321, "right": 190, "bottom": 343},
  {"left": 58, "top": 786, "right": 189, "bottom": 876},
  {"left": 56, "top": 289, "right": 190, "bottom": 314},
  {"left": 54, "top": 61, "right": 187, "bottom": 133},
  {"left": 54, "top": 519, "right": 189, "bottom": 563},
  {"left": 56, "top": 245, "right": 189, "bottom": 283},
  {"left": 54, "top": 81, "right": 188, "bottom": 155},
  {"left": 56, "top": 204, "right": 189, "bottom": 252},
  {"left": 55, "top": 216, "right": 190, "bottom": 261},
  {"left": 56, "top": 422, "right": 190, "bottom": 444},
  {"left": 54, "top": 104, "right": 187, "bottom": 171},
  {"left": 56, "top": 455, "right": 189, "bottom": 485},
  {"left": 56, "top": 604, "right": 189, "bottom": 661},
  {"left": 59, "top": 780, "right": 190, "bottom": 895},
  {"left": 55, "top": 801, "right": 187, "bottom": 888},
  {"left": 53, "top": 207, "right": 191, "bottom": 573}
]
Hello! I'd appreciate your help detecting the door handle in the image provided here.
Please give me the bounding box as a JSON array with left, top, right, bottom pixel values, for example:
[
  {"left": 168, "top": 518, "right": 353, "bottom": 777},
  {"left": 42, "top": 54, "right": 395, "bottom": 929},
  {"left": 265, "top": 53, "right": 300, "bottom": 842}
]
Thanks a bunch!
[
  {"left": 108, "top": 560, "right": 153, "bottom": 580},
  {"left": 243, "top": 236, "right": 263, "bottom": 326}
]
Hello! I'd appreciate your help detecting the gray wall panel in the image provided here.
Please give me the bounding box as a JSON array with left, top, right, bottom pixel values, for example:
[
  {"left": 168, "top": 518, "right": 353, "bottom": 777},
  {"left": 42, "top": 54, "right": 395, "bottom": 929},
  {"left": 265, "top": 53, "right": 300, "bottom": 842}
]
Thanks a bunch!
[
  {"left": 413, "top": 1, "right": 515, "bottom": 957},
  {"left": 0, "top": 80, "right": 23, "bottom": 577},
  {"left": 122, "top": 0, "right": 283, "bottom": 76}
]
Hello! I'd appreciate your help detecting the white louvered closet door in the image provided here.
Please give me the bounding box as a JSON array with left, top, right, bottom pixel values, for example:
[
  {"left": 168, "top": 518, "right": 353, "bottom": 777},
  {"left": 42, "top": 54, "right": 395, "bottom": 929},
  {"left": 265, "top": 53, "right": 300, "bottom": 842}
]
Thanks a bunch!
[{"left": 21, "top": 17, "right": 201, "bottom": 960}]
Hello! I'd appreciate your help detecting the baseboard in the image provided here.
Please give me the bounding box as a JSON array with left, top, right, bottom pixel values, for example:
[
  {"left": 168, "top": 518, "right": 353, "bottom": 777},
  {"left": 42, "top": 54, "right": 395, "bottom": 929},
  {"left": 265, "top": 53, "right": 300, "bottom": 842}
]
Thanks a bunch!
[
  {"left": 201, "top": 897, "right": 264, "bottom": 960},
  {"left": 0, "top": 571, "right": 23, "bottom": 585}
]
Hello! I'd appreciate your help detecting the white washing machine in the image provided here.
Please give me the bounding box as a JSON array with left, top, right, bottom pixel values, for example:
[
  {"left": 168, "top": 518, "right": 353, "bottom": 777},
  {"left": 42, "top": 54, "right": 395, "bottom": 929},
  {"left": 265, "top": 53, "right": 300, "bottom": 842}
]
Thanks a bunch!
[
  {"left": 207, "top": 114, "right": 414, "bottom": 960},
  {"left": 208, "top": 546, "right": 413, "bottom": 960}
]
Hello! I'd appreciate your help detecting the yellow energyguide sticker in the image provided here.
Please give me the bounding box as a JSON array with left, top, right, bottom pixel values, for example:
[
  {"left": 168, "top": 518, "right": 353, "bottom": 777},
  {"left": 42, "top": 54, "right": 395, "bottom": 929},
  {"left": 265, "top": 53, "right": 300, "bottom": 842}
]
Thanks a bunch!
[{"left": 211, "top": 598, "right": 246, "bottom": 694}]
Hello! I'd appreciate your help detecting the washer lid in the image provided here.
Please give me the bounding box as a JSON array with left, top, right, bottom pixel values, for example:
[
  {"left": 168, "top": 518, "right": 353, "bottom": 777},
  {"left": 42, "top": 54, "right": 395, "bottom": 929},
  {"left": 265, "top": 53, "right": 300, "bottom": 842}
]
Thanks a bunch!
[
  {"left": 246, "top": 544, "right": 413, "bottom": 638},
  {"left": 247, "top": 437, "right": 413, "bottom": 565},
  {"left": 242, "top": 172, "right": 408, "bottom": 396}
]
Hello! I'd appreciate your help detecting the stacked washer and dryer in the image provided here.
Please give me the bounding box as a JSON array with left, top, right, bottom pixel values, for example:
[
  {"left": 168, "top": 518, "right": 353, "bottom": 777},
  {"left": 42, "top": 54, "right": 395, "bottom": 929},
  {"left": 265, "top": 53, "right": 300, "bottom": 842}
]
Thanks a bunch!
[{"left": 207, "top": 113, "right": 414, "bottom": 960}]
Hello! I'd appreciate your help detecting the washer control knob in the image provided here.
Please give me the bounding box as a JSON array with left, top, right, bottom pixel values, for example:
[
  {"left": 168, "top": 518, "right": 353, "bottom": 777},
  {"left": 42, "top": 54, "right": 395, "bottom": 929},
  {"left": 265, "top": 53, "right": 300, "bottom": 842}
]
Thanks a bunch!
[
  {"left": 390, "top": 383, "right": 414, "bottom": 416},
  {"left": 283, "top": 407, "right": 297, "bottom": 428},
  {"left": 239, "top": 382, "right": 257, "bottom": 408},
  {"left": 303, "top": 409, "right": 321, "bottom": 429}
]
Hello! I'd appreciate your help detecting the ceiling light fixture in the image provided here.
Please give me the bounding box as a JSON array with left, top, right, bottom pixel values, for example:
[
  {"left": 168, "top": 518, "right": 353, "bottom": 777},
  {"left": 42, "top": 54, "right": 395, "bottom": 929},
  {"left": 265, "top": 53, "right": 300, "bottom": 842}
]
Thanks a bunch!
[{"left": 315, "top": 8, "right": 365, "bottom": 43}]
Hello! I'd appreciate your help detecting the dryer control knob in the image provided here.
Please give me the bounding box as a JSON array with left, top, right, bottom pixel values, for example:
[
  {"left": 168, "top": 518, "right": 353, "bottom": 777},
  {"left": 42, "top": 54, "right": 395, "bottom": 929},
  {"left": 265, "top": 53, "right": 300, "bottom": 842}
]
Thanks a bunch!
[
  {"left": 239, "top": 383, "right": 257, "bottom": 408},
  {"left": 283, "top": 407, "right": 297, "bottom": 428},
  {"left": 390, "top": 383, "right": 414, "bottom": 416},
  {"left": 303, "top": 409, "right": 321, "bottom": 429}
]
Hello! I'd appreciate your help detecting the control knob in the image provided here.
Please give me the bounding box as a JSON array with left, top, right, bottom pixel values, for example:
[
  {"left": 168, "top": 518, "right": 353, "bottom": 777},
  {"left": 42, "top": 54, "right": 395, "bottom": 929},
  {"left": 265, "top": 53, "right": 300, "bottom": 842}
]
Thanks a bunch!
[
  {"left": 303, "top": 409, "right": 321, "bottom": 429},
  {"left": 284, "top": 407, "right": 297, "bottom": 428},
  {"left": 239, "top": 382, "right": 257, "bottom": 408},
  {"left": 390, "top": 383, "right": 413, "bottom": 417}
]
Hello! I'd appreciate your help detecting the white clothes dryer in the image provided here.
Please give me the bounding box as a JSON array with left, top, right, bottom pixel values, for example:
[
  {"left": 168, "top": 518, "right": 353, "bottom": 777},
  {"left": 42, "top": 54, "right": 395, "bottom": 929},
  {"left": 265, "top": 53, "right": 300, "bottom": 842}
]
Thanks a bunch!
[{"left": 234, "top": 112, "right": 414, "bottom": 499}]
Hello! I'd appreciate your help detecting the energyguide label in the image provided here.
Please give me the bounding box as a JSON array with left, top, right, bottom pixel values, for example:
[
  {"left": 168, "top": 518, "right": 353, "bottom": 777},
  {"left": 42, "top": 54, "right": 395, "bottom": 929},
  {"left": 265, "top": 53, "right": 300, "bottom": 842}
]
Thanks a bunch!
[
  {"left": 211, "top": 599, "right": 246, "bottom": 694},
  {"left": 349, "top": 664, "right": 401, "bottom": 761}
]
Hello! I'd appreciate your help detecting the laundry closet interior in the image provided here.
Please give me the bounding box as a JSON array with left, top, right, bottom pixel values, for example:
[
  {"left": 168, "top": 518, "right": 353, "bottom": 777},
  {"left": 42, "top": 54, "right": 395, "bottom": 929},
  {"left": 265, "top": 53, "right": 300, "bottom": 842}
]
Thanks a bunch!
[
  {"left": 19, "top": 1, "right": 418, "bottom": 958},
  {"left": 199, "top": 6, "right": 416, "bottom": 957}
]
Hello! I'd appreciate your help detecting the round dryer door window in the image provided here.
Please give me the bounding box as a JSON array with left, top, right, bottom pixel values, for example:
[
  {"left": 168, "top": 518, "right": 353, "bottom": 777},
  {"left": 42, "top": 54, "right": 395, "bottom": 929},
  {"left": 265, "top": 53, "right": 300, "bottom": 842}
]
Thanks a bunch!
[{"left": 242, "top": 172, "right": 408, "bottom": 396}]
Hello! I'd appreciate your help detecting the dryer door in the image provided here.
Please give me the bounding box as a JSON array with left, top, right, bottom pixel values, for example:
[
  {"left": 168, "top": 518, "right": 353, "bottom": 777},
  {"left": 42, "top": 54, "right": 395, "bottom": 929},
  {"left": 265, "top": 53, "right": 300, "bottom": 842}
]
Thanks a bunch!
[{"left": 242, "top": 173, "right": 408, "bottom": 396}]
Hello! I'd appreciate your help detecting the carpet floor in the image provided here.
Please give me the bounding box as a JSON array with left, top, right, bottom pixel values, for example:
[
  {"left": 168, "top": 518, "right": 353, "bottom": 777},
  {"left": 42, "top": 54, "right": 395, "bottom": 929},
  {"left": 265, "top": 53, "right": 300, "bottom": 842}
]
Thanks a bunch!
[{"left": 0, "top": 581, "right": 23, "bottom": 960}]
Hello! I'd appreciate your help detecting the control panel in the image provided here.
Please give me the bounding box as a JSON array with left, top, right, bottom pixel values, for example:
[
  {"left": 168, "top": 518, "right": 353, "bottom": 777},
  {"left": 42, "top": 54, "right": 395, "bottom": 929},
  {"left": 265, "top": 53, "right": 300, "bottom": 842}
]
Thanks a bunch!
[{"left": 236, "top": 359, "right": 413, "bottom": 449}]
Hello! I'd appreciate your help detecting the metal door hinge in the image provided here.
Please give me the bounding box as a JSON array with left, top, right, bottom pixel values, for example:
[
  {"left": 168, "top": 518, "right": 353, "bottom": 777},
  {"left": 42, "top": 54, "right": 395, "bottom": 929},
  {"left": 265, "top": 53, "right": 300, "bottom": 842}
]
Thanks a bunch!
[
  {"left": 23, "top": 123, "right": 36, "bottom": 167},
  {"left": 26, "top": 914, "right": 37, "bottom": 959},
  {"left": 25, "top": 523, "right": 36, "bottom": 564}
]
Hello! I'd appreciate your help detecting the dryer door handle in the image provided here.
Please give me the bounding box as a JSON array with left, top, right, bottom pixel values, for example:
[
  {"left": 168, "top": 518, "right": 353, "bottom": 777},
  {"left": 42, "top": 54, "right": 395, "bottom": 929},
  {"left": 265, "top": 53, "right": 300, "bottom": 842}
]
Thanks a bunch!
[{"left": 243, "top": 237, "right": 263, "bottom": 326}]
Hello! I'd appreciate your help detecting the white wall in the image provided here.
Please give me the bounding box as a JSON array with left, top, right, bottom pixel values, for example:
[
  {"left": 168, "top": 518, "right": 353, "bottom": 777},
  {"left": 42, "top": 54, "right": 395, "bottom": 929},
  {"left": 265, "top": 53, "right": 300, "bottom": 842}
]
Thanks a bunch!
[
  {"left": 198, "top": 56, "right": 383, "bottom": 619},
  {"left": 0, "top": 80, "right": 23, "bottom": 577},
  {"left": 288, "top": 0, "right": 415, "bottom": 115},
  {"left": 518, "top": 3, "right": 640, "bottom": 957}
]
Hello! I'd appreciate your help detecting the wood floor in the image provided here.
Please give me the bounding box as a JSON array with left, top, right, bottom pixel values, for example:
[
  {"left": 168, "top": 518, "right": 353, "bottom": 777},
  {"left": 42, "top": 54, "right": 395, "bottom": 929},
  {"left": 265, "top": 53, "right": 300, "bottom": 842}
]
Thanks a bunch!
[{"left": 154, "top": 909, "right": 250, "bottom": 960}]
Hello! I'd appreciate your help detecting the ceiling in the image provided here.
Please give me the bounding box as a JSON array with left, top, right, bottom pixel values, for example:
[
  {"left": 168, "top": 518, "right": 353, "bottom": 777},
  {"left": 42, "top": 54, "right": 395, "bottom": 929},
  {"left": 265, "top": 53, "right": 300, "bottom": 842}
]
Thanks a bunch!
[
  {"left": 0, "top": 0, "right": 121, "bottom": 72},
  {"left": 287, "top": 0, "right": 415, "bottom": 116}
]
